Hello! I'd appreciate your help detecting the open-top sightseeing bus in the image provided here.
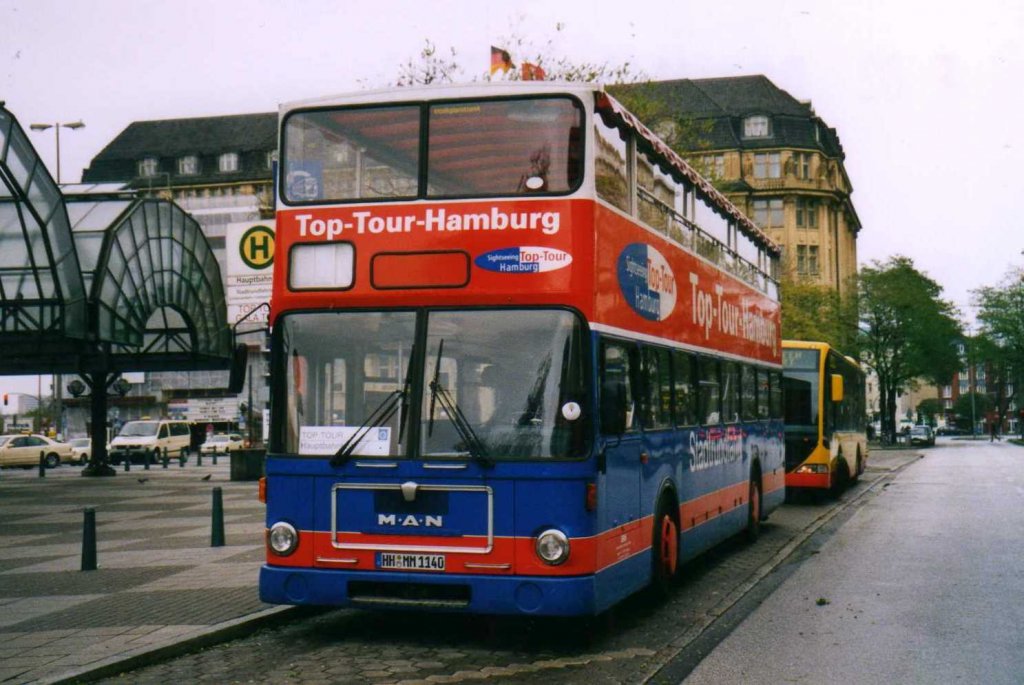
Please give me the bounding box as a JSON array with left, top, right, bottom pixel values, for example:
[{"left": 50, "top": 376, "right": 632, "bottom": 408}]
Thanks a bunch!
[
  {"left": 782, "top": 340, "right": 868, "bottom": 494},
  {"left": 259, "top": 82, "right": 784, "bottom": 616}
]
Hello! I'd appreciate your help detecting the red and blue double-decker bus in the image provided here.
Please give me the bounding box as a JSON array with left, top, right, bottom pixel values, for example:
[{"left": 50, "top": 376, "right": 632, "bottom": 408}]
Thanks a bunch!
[{"left": 259, "top": 82, "right": 784, "bottom": 615}]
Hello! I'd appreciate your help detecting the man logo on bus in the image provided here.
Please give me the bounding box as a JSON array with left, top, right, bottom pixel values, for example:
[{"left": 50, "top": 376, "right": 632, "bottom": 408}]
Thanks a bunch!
[
  {"left": 239, "top": 225, "right": 275, "bottom": 270},
  {"left": 617, "top": 243, "right": 677, "bottom": 321}
]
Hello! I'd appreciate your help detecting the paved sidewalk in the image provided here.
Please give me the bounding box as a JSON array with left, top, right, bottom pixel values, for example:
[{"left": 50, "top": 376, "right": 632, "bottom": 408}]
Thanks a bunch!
[{"left": 0, "top": 457, "right": 282, "bottom": 684}]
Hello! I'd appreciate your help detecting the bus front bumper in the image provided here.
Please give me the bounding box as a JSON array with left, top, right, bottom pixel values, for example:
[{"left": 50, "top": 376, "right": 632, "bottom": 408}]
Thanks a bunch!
[{"left": 259, "top": 564, "right": 603, "bottom": 616}]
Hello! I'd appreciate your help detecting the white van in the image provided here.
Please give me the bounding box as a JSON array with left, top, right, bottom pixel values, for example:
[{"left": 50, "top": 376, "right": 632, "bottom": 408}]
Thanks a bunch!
[{"left": 109, "top": 420, "right": 192, "bottom": 463}]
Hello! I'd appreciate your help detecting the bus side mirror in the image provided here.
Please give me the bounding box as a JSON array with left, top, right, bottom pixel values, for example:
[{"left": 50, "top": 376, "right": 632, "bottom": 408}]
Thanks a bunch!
[
  {"left": 600, "top": 380, "right": 627, "bottom": 435},
  {"left": 227, "top": 344, "right": 249, "bottom": 394},
  {"left": 831, "top": 374, "right": 844, "bottom": 403}
]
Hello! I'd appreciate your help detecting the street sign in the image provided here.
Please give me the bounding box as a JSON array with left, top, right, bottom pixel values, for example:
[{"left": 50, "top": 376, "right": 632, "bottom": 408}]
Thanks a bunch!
[{"left": 226, "top": 221, "right": 275, "bottom": 327}]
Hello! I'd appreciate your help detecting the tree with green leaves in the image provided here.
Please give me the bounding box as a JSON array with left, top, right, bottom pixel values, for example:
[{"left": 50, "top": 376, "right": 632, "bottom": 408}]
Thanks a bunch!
[
  {"left": 973, "top": 267, "right": 1024, "bottom": 435},
  {"left": 916, "top": 398, "right": 942, "bottom": 426},
  {"left": 952, "top": 392, "right": 992, "bottom": 432},
  {"left": 779, "top": 272, "right": 859, "bottom": 353},
  {"left": 858, "top": 256, "right": 962, "bottom": 443}
]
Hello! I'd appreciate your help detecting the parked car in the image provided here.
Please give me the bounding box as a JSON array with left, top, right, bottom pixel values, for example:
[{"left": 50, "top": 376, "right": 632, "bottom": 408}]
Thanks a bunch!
[
  {"left": 936, "top": 425, "right": 965, "bottom": 436},
  {"left": 0, "top": 434, "right": 75, "bottom": 468},
  {"left": 200, "top": 433, "right": 245, "bottom": 454},
  {"left": 109, "top": 419, "right": 192, "bottom": 464},
  {"left": 68, "top": 437, "right": 92, "bottom": 465},
  {"left": 909, "top": 425, "right": 936, "bottom": 447}
]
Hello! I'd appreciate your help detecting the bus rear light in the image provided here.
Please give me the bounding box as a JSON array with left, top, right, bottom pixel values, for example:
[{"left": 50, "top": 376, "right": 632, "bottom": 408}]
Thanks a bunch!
[
  {"left": 585, "top": 482, "right": 598, "bottom": 512},
  {"left": 796, "top": 464, "right": 829, "bottom": 474},
  {"left": 258, "top": 477, "right": 267, "bottom": 503},
  {"left": 268, "top": 521, "right": 299, "bottom": 556}
]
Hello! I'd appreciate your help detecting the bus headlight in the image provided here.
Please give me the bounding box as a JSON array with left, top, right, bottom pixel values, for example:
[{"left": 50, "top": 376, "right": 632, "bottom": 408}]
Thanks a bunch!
[
  {"left": 795, "top": 464, "right": 829, "bottom": 474},
  {"left": 535, "top": 529, "right": 570, "bottom": 565},
  {"left": 268, "top": 522, "right": 299, "bottom": 556}
]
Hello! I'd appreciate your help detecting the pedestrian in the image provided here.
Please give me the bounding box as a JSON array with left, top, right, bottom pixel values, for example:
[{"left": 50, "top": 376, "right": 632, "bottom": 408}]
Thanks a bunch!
[{"left": 990, "top": 422, "right": 1000, "bottom": 442}]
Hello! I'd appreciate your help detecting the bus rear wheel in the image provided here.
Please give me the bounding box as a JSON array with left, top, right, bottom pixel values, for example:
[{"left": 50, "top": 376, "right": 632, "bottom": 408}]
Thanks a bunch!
[{"left": 651, "top": 498, "right": 679, "bottom": 597}]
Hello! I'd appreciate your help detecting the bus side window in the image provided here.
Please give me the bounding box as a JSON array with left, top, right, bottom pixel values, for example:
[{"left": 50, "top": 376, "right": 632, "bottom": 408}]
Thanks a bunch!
[
  {"left": 756, "top": 368, "right": 770, "bottom": 420},
  {"left": 641, "top": 346, "right": 673, "bottom": 430},
  {"left": 721, "top": 361, "right": 739, "bottom": 423},
  {"left": 740, "top": 365, "right": 757, "bottom": 421},
  {"left": 600, "top": 341, "right": 637, "bottom": 434},
  {"left": 769, "top": 371, "right": 783, "bottom": 419},
  {"left": 698, "top": 357, "right": 721, "bottom": 425},
  {"left": 673, "top": 350, "right": 696, "bottom": 426}
]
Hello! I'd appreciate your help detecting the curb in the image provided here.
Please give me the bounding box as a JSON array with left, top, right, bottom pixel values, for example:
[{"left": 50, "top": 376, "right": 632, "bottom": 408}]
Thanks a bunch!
[
  {"left": 42, "top": 605, "right": 315, "bottom": 685},
  {"left": 643, "top": 454, "right": 922, "bottom": 684}
]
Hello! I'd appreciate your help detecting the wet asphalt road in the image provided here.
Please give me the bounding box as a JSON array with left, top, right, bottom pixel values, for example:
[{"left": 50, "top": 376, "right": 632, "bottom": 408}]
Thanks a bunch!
[
  {"left": 91, "top": 448, "right": 918, "bottom": 684},
  {"left": 685, "top": 437, "right": 1024, "bottom": 684}
]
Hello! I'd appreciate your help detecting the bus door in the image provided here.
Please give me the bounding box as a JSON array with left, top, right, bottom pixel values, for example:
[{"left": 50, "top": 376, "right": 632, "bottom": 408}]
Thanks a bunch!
[{"left": 598, "top": 340, "right": 642, "bottom": 531}]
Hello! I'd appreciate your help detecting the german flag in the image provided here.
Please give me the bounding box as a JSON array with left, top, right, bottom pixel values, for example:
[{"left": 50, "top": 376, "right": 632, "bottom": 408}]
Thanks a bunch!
[{"left": 490, "top": 46, "right": 514, "bottom": 76}]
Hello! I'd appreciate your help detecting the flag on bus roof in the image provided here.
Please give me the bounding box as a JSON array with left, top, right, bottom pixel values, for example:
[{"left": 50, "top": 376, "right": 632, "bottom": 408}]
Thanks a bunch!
[
  {"left": 490, "top": 46, "right": 514, "bottom": 76},
  {"left": 521, "top": 62, "right": 546, "bottom": 81}
]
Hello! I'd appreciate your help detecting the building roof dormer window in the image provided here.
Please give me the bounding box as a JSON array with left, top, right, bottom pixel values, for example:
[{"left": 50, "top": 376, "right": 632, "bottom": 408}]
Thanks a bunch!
[
  {"left": 218, "top": 152, "right": 239, "bottom": 173},
  {"left": 138, "top": 156, "right": 159, "bottom": 178},
  {"left": 178, "top": 155, "right": 199, "bottom": 176},
  {"left": 742, "top": 115, "right": 771, "bottom": 139}
]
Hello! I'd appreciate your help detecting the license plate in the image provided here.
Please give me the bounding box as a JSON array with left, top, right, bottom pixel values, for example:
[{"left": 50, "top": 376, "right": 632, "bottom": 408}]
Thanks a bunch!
[{"left": 376, "top": 552, "right": 446, "bottom": 572}]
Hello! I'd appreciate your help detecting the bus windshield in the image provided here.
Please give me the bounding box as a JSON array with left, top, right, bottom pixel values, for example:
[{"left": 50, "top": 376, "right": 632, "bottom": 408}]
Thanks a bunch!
[
  {"left": 280, "top": 309, "right": 588, "bottom": 460},
  {"left": 783, "top": 348, "right": 819, "bottom": 432},
  {"left": 281, "top": 96, "right": 584, "bottom": 203}
]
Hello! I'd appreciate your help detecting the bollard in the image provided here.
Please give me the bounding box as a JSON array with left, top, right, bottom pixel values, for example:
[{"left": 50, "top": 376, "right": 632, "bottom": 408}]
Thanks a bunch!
[
  {"left": 82, "top": 507, "right": 97, "bottom": 571},
  {"left": 144, "top": 450, "right": 151, "bottom": 470},
  {"left": 197, "top": 451, "right": 203, "bottom": 467},
  {"left": 213, "top": 450, "right": 218, "bottom": 466},
  {"left": 211, "top": 487, "right": 225, "bottom": 547},
  {"left": 124, "top": 455, "right": 130, "bottom": 472},
  {"left": 162, "top": 448, "right": 169, "bottom": 469},
  {"left": 179, "top": 450, "right": 186, "bottom": 468},
  {"left": 38, "top": 451, "right": 45, "bottom": 478}
]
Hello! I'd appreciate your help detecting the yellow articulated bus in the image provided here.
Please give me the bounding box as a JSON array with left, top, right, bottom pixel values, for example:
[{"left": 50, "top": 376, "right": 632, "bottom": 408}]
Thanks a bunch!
[{"left": 782, "top": 340, "right": 867, "bottom": 494}]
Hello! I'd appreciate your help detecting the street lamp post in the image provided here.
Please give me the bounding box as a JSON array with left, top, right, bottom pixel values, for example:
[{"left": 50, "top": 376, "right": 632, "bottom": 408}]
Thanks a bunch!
[
  {"left": 28, "top": 120, "right": 85, "bottom": 185},
  {"left": 30, "top": 120, "right": 85, "bottom": 441}
]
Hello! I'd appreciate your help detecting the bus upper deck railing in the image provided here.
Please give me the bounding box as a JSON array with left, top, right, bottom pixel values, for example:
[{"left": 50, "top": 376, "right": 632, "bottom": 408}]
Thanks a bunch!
[{"left": 637, "top": 186, "right": 778, "bottom": 298}]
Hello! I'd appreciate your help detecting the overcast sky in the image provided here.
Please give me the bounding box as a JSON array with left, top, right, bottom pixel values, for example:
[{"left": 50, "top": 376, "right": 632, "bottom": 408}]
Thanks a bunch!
[{"left": 3, "top": 0, "right": 1023, "bottom": 396}]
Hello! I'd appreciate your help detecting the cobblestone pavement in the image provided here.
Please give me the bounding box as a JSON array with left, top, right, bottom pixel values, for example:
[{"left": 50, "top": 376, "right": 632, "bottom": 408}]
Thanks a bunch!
[
  {"left": 90, "top": 450, "right": 924, "bottom": 685},
  {"left": 0, "top": 457, "right": 280, "bottom": 684}
]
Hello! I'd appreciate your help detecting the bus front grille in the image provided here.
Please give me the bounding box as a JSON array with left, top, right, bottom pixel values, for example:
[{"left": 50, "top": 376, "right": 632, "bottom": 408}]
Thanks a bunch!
[{"left": 348, "top": 581, "right": 471, "bottom": 608}]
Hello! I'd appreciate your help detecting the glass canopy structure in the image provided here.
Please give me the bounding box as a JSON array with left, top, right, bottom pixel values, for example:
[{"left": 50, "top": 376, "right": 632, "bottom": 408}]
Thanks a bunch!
[{"left": 0, "top": 103, "right": 233, "bottom": 375}]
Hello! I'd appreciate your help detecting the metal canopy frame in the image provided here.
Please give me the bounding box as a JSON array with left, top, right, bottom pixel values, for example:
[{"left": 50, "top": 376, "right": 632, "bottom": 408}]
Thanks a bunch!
[{"left": 0, "top": 103, "right": 232, "bottom": 375}]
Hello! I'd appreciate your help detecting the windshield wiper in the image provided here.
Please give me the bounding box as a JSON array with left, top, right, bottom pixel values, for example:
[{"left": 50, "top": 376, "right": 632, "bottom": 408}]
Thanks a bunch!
[
  {"left": 426, "top": 341, "right": 490, "bottom": 467},
  {"left": 332, "top": 344, "right": 417, "bottom": 467},
  {"left": 330, "top": 389, "right": 404, "bottom": 467}
]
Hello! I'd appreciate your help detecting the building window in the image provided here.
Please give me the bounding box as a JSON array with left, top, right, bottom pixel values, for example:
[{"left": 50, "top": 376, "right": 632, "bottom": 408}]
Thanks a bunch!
[
  {"left": 743, "top": 115, "right": 771, "bottom": 138},
  {"left": 752, "top": 198, "right": 783, "bottom": 228},
  {"left": 794, "top": 152, "right": 811, "bottom": 179},
  {"left": 219, "top": 152, "right": 239, "bottom": 173},
  {"left": 753, "top": 152, "right": 781, "bottom": 179},
  {"left": 138, "top": 157, "right": 159, "bottom": 178},
  {"left": 178, "top": 155, "right": 198, "bottom": 176},
  {"left": 796, "top": 198, "right": 818, "bottom": 228},
  {"left": 796, "top": 244, "right": 819, "bottom": 275},
  {"left": 701, "top": 154, "right": 725, "bottom": 179}
]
